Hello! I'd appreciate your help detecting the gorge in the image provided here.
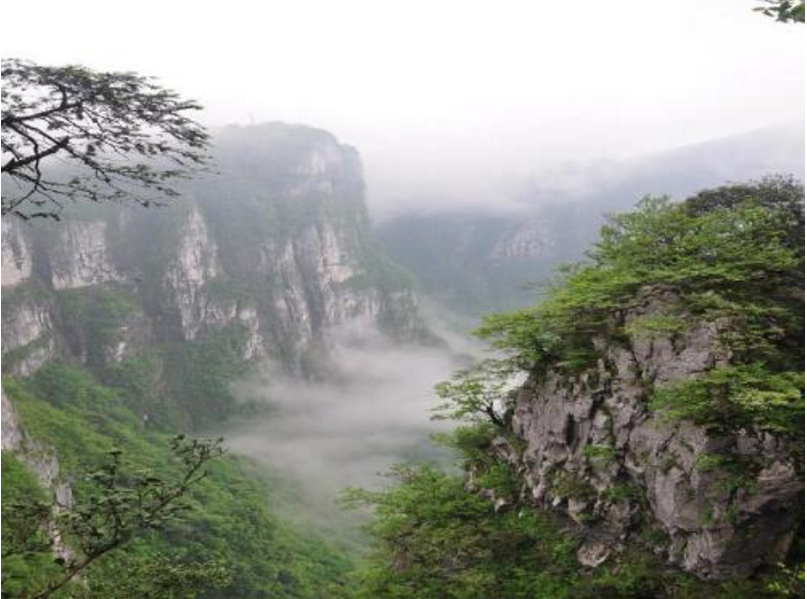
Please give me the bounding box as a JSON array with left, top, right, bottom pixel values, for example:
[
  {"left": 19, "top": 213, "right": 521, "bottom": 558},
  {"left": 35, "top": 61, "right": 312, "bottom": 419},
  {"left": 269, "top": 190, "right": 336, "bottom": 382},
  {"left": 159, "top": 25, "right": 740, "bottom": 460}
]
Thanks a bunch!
[
  {"left": 1, "top": 122, "right": 451, "bottom": 597},
  {"left": 1, "top": 123, "right": 803, "bottom": 598}
]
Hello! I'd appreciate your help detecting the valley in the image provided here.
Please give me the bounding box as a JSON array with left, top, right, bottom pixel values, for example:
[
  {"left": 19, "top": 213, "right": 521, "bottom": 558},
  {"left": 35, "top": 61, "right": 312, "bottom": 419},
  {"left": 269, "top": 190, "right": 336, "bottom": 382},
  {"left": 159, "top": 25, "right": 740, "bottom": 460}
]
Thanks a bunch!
[{"left": 2, "top": 121, "right": 803, "bottom": 598}]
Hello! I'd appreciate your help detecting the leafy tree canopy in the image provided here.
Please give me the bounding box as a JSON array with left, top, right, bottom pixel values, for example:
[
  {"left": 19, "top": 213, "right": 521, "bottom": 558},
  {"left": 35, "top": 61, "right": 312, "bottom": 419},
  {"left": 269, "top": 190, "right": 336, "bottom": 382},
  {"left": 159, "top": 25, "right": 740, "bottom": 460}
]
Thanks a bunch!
[
  {"left": 476, "top": 176, "right": 804, "bottom": 376},
  {"left": 353, "top": 178, "right": 805, "bottom": 598}
]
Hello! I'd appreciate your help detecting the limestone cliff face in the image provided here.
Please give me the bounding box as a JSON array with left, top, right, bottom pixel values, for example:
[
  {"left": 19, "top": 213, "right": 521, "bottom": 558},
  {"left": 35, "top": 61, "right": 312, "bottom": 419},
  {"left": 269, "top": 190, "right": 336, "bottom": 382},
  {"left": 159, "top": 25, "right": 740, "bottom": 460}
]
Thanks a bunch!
[
  {"left": 49, "top": 220, "right": 122, "bottom": 290},
  {"left": 160, "top": 207, "right": 225, "bottom": 341},
  {"left": 1, "top": 123, "right": 426, "bottom": 378},
  {"left": 499, "top": 289, "right": 802, "bottom": 580},
  {"left": 1, "top": 219, "right": 32, "bottom": 286}
]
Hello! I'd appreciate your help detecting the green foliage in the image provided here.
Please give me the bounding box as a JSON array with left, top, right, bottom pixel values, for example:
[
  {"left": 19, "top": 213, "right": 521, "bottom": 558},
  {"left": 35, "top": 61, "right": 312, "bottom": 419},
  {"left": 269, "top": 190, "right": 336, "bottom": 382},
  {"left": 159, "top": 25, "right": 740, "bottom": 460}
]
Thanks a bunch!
[
  {"left": 1, "top": 335, "right": 53, "bottom": 373},
  {"left": 474, "top": 308, "right": 566, "bottom": 370},
  {"left": 67, "top": 554, "right": 231, "bottom": 599},
  {"left": 432, "top": 423, "right": 500, "bottom": 464},
  {"left": 162, "top": 324, "right": 250, "bottom": 429},
  {"left": 433, "top": 360, "right": 514, "bottom": 427},
  {"left": 1, "top": 453, "right": 60, "bottom": 598},
  {"left": 343, "top": 463, "right": 580, "bottom": 599},
  {"left": 103, "top": 353, "right": 177, "bottom": 427},
  {"left": 694, "top": 454, "right": 728, "bottom": 473},
  {"left": 344, "top": 462, "right": 788, "bottom": 599},
  {"left": 650, "top": 364, "right": 804, "bottom": 440},
  {"left": 350, "top": 239, "right": 415, "bottom": 293},
  {"left": 56, "top": 284, "right": 139, "bottom": 371},
  {"left": 762, "top": 562, "right": 806, "bottom": 597},
  {"left": 755, "top": 0, "right": 805, "bottom": 22},
  {"left": 353, "top": 179, "right": 805, "bottom": 598},
  {"left": 550, "top": 471, "right": 597, "bottom": 503},
  {"left": 624, "top": 314, "right": 687, "bottom": 339},
  {"left": 2, "top": 365, "right": 356, "bottom": 599},
  {"left": 601, "top": 483, "right": 642, "bottom": 504},
  {"left": 3, "top": 437, "right": 223, "bottom": 599},
  {"left": 475, "top": 179, "right": 804, "bottom": 376},
  {"left": 582, "top": 443, "right": 618, "bottom": 462}
]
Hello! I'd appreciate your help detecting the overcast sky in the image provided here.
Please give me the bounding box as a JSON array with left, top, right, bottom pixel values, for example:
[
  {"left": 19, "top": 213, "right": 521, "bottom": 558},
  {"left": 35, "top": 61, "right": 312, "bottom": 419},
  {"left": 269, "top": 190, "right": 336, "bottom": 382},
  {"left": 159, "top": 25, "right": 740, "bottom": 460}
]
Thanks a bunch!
[{"left": 3, "top": 0, "right": 804, "bottom": 215}]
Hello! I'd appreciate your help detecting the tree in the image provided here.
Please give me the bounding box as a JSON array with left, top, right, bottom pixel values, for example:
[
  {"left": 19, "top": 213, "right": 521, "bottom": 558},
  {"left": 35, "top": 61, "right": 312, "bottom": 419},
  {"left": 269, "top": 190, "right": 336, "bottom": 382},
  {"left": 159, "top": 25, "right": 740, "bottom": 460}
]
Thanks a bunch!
[
  {"left": 755, "top": 0, "right": 805, "bottom": 22},
  {"left": 1, "top": 59, "right": 209, "bottom": 219},
  {"left": 433, "top": 359, "right": 514, "bottom": 428},
  {"left": 2, "top": 436, "right": 224, "bottom": 599}
]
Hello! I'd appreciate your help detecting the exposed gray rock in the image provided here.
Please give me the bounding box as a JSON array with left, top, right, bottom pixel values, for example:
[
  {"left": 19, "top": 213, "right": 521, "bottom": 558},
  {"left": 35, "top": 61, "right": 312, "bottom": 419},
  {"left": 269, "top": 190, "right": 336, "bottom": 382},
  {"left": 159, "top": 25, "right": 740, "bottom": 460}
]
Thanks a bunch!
[
  {"left": 0, "top": 123, "right": 426, "bottom": 377},
  {"left": 507, "top": 293, "right": 802, "bottom": 580},
  {"left": 50, "top": 220, "right": 122, "bottom": 290},
  {"left": 2, "top": 387, "right": 23, "bottom": 451},
  {"left": 162, "top": 207, "right": 223, "bottom": 340},
  {"left": 1, "top": 219, "right": 32, "bottom": 287},
  {"left": 1, "top": 290, "right": 56, "bottom": 376},
  {"left": 577, "top": 540, "right": 612, "bottom": 568},
  {"left": 491, "top": 218, "right": 555, "bottom": 260}
]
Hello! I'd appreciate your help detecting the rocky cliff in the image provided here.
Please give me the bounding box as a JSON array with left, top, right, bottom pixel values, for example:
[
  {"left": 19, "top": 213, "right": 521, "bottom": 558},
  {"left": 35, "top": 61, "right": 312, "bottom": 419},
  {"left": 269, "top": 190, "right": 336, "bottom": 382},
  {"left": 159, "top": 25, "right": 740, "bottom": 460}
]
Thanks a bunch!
[
  {"left": 497, "top": 289, "right": 801, "bottom": 580},
  {"left": 2, "top": 122, "right": 426, "bottom": 420},
  {"left": 474, "top": 181, "right": 805, "bottom": 584}
]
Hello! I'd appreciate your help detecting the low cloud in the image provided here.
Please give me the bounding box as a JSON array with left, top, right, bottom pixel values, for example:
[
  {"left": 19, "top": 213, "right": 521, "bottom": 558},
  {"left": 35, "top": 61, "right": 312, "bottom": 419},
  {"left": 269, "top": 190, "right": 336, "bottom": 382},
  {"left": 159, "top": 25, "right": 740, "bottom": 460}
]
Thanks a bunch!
[{"left": 222, "top": 318, "right": 479, "bottom": 534}]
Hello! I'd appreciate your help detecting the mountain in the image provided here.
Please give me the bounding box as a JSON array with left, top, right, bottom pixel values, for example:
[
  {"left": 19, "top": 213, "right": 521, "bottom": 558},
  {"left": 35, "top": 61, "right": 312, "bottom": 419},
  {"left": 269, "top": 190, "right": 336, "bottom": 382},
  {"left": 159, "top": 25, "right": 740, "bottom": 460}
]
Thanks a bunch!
[
  {"left": 0, "top": 123, "right": 430, "bottom": 597},
  {"left": 377, "top": 124, "right": 805, "bottom": 319},
  {"left": 2, "top": 122, "right": 428, "bottom": 425},
  {"left": 353, "top": 180, "right": 805, "bottom": 597}
]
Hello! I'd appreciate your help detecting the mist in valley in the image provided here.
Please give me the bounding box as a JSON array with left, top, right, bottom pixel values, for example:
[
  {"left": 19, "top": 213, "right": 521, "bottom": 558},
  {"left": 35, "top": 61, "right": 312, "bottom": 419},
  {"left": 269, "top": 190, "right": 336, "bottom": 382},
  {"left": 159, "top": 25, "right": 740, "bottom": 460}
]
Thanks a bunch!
[
  {"left": 221, "top": 316, "right": 482, "bottom": 536},
  {"left": 2, "top": 1, "right": 805, "bottom": 595}
]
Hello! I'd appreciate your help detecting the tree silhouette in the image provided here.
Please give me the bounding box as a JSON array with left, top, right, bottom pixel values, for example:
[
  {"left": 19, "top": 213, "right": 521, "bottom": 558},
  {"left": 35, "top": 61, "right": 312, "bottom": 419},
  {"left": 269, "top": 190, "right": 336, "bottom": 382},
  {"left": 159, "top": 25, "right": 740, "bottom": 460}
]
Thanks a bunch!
[{"left": 2, "top": 59, "right": 209, "bottom": 219}]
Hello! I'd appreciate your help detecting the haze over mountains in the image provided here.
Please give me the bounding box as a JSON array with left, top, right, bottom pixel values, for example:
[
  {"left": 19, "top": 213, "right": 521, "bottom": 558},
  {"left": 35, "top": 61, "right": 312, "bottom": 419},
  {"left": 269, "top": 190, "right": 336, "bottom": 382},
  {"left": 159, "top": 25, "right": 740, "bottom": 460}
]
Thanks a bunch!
[
  {"left": 2, "top": 110, "right": 803, "bottom": 599},
  {"left": 376, "top": 124, "right": 805, "bottom": 317}
]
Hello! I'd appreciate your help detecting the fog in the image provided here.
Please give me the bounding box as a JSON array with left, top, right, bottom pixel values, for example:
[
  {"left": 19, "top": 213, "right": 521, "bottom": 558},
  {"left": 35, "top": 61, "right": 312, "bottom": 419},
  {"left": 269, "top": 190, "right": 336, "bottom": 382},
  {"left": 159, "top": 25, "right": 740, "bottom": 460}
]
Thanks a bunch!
[
  {"left": 222, "top": 317, "right": 481, "bottom": 532},
  {"left": 367, "top": 121, "right": 806, "bottom": 220},
  {"left": 4, "top": 0, "right": 804, "bottom": 220}
]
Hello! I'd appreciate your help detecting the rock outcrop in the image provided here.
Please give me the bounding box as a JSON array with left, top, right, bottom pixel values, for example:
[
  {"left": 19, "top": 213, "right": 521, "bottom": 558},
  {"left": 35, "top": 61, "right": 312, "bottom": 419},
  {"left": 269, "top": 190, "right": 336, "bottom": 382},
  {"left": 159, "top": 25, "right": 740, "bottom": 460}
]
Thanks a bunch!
[
  {"left": 2, "top": 388, "right": 74, "bottom": 560},
  {"left": 502, "top": 290, "right": 802, "bottom": 580},
  {"left": 1, "top": 218, "right": 33, "bottom": 287},
  {"left": 1, "top": 123, "right": 427, "bottom": 378},
  {"left": 49, "top": 220, "right": 122, "bottom": 290}
]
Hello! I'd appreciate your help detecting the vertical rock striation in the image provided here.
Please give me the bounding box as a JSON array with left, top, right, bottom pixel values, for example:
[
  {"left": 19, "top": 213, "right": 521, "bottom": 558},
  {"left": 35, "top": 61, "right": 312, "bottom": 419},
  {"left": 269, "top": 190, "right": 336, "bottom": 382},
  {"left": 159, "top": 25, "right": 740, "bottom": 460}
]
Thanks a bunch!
[
  {"left": 501, "top": 290, "right": 802, "bottom": 580},
  {"left": 1, "top": 122, "right": 427, "bottom": 377}
]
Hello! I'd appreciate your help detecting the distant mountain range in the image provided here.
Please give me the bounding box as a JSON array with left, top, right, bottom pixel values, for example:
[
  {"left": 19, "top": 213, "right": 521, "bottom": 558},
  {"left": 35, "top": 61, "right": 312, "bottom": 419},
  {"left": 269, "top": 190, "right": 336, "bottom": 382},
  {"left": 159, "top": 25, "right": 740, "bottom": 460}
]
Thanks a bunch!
[{"left": 376, "top": 124, "right": 805, "bottom": 319}]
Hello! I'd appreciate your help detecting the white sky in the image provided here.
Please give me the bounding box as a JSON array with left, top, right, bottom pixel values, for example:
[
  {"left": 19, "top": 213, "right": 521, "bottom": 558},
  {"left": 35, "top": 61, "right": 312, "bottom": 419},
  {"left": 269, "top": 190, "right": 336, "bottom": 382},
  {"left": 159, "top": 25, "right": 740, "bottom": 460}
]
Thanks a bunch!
[{"left": 2, "top": 0, "right": 804, "bottom": 214}]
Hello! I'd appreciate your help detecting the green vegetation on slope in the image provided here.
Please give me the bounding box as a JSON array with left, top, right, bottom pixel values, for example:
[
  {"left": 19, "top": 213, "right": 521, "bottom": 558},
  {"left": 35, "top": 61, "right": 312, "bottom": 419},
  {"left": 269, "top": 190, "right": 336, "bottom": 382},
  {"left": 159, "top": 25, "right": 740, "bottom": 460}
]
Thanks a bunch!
[
  {"left": 350, "top": 177, "right": 805, "bottom": 598},
  {"left": 347, "top": 454, "right": 803, "bottom": 599},
  {"left": 1, "top": 453, "right": 61, "bottom": 598},
  {"left": 478, "top": 177, "right": 803, "bottom": 377},
  {"left": 2, "top": 363, "right": 356, "bottom": 598}
]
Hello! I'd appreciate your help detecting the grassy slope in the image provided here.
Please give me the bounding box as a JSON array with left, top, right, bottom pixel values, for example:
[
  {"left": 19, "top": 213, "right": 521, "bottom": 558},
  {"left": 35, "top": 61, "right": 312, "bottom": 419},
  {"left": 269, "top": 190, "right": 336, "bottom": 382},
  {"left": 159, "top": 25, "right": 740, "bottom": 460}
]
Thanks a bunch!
[{"left": 2, "top": 363, "right": 357, "bottom": 598}]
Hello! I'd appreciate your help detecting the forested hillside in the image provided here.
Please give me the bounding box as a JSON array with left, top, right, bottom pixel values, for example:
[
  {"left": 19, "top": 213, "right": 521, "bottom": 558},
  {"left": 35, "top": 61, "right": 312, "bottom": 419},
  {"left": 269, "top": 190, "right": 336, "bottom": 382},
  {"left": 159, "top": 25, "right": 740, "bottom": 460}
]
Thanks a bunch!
[
  {"left": 351, "top": 178, "right": 805, "bottom": 598},
  {"left": 1, "top": 123, "right": 426, "bottom": 598},
  {"left": 1, "top": 4, "right": 804, "bottom": 593}
]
